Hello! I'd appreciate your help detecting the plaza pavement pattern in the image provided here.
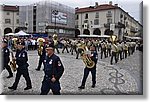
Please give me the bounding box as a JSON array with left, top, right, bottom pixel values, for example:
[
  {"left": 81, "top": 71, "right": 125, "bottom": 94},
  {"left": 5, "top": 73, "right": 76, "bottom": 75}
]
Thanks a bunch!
[{"left": 1, "top": 50, "right": 142, "bottom": 95}]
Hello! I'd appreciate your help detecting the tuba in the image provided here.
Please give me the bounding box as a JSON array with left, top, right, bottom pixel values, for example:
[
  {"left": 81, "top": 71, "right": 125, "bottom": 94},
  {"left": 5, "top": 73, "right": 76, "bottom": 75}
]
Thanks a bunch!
[
  {"left": 80, "top": 45, "right": 95, "bottom": 68},
  {"left": 10, "top": 50, "right": 17, "bottom": 72},
  {"left": 37, "top": 38, "right": 45, "bottom": 56},
  {"left": 53, "top": 34, "right": 58, "bottom": 46}
]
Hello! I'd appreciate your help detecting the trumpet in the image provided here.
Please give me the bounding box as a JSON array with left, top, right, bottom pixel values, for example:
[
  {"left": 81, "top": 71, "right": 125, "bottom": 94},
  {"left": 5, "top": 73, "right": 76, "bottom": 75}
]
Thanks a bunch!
[{"left": 80, "top": 45, "right": 95, "bottom": 68}]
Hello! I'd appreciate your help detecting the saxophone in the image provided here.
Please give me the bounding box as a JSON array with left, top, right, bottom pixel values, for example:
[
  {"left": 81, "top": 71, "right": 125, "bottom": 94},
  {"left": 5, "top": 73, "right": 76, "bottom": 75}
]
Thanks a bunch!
[
  {"left": 10, "top": 51, "right": 17, "bottom": 72},
  {"left": 80, "top": 45, "right": 95, "bottom": 68}
]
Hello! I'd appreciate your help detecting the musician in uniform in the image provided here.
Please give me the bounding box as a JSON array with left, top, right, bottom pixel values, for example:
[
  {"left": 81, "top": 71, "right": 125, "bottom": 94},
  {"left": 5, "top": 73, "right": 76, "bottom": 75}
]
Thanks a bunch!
[
  {"left": 76, "top": 41, "right": 85, "bottom": 59},
  {"left": 2, "top": 40, "right": 13, "bottom": 78},
  {"left": 117, "top": 41, "right": 123, "bottom": 60},
  {"left": 78, "top": 46, "right": 98, "bottom": 89},
  {"left": 8, "top": 42, "right": 32, "bottom": 90},
  {"left": 36, "top": 39, "right": 46, "bottom": 71},
  {"left": 110, "top": 41, "right": 118, "bottom": 65},
  {"left": 61, "top": 38, "right": 69, "bottom": 53},
  {"left": 70, "top": 39, "right": 77, "bottom": 55},
  {"left": 40, "top": 44, "right": 64, "bottom": 95},
  {"left": 100, "top": 40, "right": 107, "bottom": 59},
  {"left": 123, "top": 41, "right": 128, "bottom": 58}
]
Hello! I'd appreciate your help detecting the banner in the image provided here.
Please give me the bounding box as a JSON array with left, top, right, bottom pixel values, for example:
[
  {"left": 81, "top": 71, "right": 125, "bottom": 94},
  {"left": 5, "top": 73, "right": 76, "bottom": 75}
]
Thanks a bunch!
[{"left": 52, "top": 12, "right": 67, "bottom": 25}]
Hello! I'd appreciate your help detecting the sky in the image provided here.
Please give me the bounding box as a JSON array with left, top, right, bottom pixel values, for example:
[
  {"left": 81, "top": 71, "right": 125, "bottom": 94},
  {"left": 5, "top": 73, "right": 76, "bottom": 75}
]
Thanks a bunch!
[{"left": 0, "top": 0, "right": 143, "bottom": 23}]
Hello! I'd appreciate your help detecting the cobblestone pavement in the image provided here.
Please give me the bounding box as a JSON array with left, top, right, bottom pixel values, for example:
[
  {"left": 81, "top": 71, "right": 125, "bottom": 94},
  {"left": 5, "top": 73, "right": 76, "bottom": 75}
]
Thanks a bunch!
[{"left": 1, "top": 49, "right": 143, "bottom": 95}]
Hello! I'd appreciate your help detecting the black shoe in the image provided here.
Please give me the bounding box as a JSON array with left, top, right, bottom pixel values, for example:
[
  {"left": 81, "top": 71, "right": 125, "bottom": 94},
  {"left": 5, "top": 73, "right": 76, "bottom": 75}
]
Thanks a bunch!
[
  {"left": 78, "top": 86, "right": 85, "bottom": 89},
  {"left": 91, "top": 85, "right": 95, "bottom": 88},
  {"left": 7, "top": 75, "right": 13, "bottom": 78},
  {"left": 35, "top": 68, "right": 40, "bottom": 71},
  {"left": 24, "top": 86, "right": 32, "bottom": 90},
  {"left": 8, "top": 86, "right": 16, "bottom": 90}
]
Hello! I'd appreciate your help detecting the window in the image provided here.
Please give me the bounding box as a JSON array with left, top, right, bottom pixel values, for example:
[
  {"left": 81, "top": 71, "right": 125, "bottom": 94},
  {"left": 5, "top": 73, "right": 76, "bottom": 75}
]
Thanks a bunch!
[
  {"left": 16, "top": 12, "right": 19, "bottom": 15},
  {"left": 76, "top": 15, "right": 79, "bottom": 20},
  {"left": 107, "top": 19, "right": 112, "bottom": 24},
  {"left": 126, "top": 22, "right": 128, "bottom": 27},
  {"left": 6, "top": 12, "right": 10, "bottom": 15},
  {"left": 16, "top": 19, "right": 19, "bottom": 24},
  {"left": 108, "top": 11, "right": 111, "bottom": 13},
  {"left": 84, "top": 20, "right": 88, "bottom": 23},
  {"left": 85, "top": 13, "right": 88, "bottom": 19},
  {"left": 5, "top": 19, "right": 11, "bottom": 24},
  {"left": 94, "top": 19, "right": 99, "bottom": 25},
  {"left": 95, "top": 12, "right": 99, "bottom": 18}
]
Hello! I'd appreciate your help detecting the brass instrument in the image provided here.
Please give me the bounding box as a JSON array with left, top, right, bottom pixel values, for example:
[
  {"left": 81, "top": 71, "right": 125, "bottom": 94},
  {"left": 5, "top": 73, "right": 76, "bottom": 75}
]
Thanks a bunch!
[
  {"left": 80, "top": 45, "right": 95, "bottom": 68},
  {"left": 53, "top": 34, "right": 58, "bottom": 46},
  {"left": 37, "top": 38, "right": 45, "bottom": 56},
  {"left": 10, "top": 50, "right": 16, "bottom": 72}
]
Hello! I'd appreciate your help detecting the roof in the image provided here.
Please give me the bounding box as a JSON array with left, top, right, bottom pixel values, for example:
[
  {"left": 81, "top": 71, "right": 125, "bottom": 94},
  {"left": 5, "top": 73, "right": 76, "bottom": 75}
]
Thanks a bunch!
[
  {"left": 76, "top": 4, "right": 118, "bottom": 13},
  {"left": 2, "top": 5, "right": 19, "bottom": 12}
]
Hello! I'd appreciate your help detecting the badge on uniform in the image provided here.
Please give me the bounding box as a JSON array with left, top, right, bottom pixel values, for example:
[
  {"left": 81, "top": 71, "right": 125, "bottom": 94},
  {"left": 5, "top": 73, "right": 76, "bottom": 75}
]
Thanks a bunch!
[
  {"left": 5, "top": 50, "right": 8, "bottom": 53},
  {"left": 58, "top": 61, "right": 61, "bottom": 66},
  {"left": 49, "top": 59, "right": 52, "bottom": 64},
  {"left": 22, "top": 53, "right": 25, "bottom": 57}
]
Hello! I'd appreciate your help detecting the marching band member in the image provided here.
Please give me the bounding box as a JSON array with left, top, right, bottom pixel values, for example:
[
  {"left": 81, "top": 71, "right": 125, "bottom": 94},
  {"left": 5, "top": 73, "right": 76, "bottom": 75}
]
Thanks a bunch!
[
  {"left": 117, "top": 41, "right": 123, "bottom": 61},
  {"left": 2, "top": 40, "right": 13, "bottom": 78},
  {"left": 110, "top": 41, "right": 118, "bottom": 65},
  {"left": 8, "top": 42, "right": 32, "bottom": 90},
  {"left": 100, "top": 40, "right": 107, "bottom": 59},
  {"left": 123, "top": 41, "right": 128, "bottom": 58},
  {"left": 36, "top": 39, "right": 46, "bottom": 71},
  {"left": 40, "top": 44, "right": 64, "bottom": 95},
  {"left": 78, "top": 46, "right": 98, "bottom": 89},
  {"left": 61, "top": 38, "right": 69, "bottom": 53},
  {"left": 70, "top": 39, "right": 77, "bottom": 55}
]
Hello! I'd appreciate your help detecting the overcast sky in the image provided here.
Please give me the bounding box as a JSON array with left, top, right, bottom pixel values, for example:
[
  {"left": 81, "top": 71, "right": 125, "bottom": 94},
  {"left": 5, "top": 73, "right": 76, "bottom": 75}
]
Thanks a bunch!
[{"left": 0, "top": 0, "right": 142, "bottom": 23}]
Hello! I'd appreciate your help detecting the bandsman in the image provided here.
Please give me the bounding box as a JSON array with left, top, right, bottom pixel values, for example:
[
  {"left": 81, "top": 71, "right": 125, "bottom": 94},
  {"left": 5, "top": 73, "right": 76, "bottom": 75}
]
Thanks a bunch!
[
  {"left": 8, "top": 42, "right": 32, "bottom": 90},
  {"left": 40, "top": 44, "right": 64, "bottom": 95}
]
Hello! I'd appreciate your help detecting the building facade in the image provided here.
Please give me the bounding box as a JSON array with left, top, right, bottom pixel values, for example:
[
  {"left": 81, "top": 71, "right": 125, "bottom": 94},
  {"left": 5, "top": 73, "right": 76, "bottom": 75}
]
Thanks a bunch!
[
  {"left": 1, "top": 5, "right": 20, "bottom": 35},
  {"left": 75, "top": 1, "right": 142, "bottom": 40},
  {"left": 19, "top": 1, "right": 75, "bottom": 37}
]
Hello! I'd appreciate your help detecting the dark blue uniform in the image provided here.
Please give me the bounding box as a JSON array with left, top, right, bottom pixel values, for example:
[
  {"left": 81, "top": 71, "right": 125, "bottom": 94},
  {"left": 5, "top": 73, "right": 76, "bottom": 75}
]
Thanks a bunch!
[
  {"left": 2, "top": 46, "right": 13, "bottom": 77},
  {"left": 40, "top": 54, "right": 64, "bottom": 95},
  {"left": 79, "top": 51, "right": 98, "bottom": 88},
  {"left": 9, "top": 48, "right": 32, "bottom": 90}
]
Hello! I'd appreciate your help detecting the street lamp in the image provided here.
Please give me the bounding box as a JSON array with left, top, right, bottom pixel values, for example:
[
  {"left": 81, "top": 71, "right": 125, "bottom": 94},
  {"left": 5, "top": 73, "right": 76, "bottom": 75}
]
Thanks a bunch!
[{"left": 52, "top": 10, "right": 58, "bottom": 34}]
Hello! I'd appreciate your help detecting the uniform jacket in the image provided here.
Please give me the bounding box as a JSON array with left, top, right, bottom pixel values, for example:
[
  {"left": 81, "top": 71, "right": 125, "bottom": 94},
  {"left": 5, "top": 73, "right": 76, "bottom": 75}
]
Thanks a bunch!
[
  {"left": 15, "top": 48, "right": 29, "bottom": 69},
  {"left": 43, "top": 54, "right": 64, "bottom": 81},
  {"left": 2, "top": 47, "right": 10, "bottom": 64}
]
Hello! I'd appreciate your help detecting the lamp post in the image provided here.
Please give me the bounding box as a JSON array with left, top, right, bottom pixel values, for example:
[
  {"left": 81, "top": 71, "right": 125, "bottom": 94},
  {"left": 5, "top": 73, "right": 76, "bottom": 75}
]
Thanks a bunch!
[{"left": 52, "top": 10, "right": 58, "bottom": 34}]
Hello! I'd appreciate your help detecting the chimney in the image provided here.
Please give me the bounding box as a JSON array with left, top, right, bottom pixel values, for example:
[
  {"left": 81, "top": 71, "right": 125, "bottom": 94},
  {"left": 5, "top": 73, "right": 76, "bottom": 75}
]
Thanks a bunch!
[
  {"left": 114, "top": 4, "right": 118, "bottom": 7},
  {"left": 75, "top": 7, "right": 79, "bottom": 10},
  {"left": 109, "top": 1, "right": 112, "bottom": 5},
  {"left": 95, "top": 2, "right": 98, "bottom": 7}
]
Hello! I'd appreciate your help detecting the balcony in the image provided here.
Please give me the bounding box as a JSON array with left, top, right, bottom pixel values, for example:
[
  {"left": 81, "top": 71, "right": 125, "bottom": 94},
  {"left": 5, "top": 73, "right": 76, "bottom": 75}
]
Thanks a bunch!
[
  {"left": 115, "top": 22, "right": 125, "bottom": 28},
  {"left": 130, "top": 27, "right": 138, "bottom": 33},
  {"left": 104, "top": 23, "right": 110, "bottom": 28},
  {"left": 106, "top": 13, "right": 112, "bottom": 17}
]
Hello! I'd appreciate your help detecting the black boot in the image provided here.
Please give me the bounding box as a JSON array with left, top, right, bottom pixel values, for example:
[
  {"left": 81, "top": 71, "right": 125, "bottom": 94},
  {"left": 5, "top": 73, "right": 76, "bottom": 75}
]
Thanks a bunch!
[
  {"left": 78, "top": 86, "right": 85, "bottom": 89},
  {"left": 91, "top": 84, "right": 95, "bottom": 88},
  {"left": 7, "top": 75, "right": 13, "bottom": 78},
  {"left": 24, "top": 86, "right": 32, "bottom": 90},
  {"left": 8, "top": 86, "right": 16, "bottom": 90}
]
